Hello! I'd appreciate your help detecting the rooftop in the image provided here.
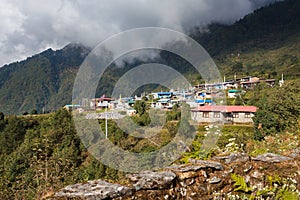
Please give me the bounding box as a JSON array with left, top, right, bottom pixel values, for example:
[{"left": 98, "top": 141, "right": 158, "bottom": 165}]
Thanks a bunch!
[{"left": 192, "top": 105, "right": 257, "bottom": 113}]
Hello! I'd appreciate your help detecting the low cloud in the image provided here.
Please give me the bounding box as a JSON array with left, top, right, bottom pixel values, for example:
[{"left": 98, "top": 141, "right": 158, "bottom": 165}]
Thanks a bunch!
[{"left": 0, "top": 0, "right": 281, "bottom": 67}]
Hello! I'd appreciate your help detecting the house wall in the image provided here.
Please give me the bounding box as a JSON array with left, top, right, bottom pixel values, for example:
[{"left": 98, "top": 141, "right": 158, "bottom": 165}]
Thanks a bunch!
[
  {"left": 230, "top": 112, "right": 254, "bottom": 123},
  {"left": 191, "top": 111, "right": 226, "bottom": 123},
  {"left": 228, "top": 92, "right": 237, "bottom": 98},
  {"left": 191, "top": 111, "right": 254, "bottom": 124}
]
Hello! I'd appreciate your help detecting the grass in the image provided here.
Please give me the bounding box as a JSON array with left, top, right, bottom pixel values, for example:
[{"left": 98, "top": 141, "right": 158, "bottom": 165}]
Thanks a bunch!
[
  {"left": 181, "top": 124, "right": 300, "bottom": 162},
  {"left": 215, "top": 33, "right": 300, "bottom": 82}
]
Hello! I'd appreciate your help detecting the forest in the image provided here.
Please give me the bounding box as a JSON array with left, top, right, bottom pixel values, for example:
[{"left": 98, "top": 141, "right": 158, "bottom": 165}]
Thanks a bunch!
[
  {"left": 0, "top": 0, "right": 299, "bottom": 115},
  {"left": 0, "top": 81, "right": 299, "bottom": 199}
]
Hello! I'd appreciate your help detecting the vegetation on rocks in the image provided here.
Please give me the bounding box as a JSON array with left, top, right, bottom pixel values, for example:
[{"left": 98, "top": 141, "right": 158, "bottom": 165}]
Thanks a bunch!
[
  {"left": 0, "top": 79, "right": 299, "bottom": 199},
  {"left": 0, "top": 1, "right": 299, "bottom": 199}
]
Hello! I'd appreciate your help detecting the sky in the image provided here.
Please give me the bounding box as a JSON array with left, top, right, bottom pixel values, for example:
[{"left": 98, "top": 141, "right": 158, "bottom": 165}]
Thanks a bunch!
[{"left": 0, "top": 0, "right": 281, "bottom": 67}]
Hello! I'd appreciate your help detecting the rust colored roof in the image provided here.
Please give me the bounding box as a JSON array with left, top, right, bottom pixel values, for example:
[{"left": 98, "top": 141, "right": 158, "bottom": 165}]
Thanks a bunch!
[
  {"left": 92, "top": 97, "right": 115, "bottom": 101},
  {"left": 240, "top": 81, "right": 260, "bottom": 84},
  {"left": 192, "top": 105, "right": 257, "bottom": 113}
]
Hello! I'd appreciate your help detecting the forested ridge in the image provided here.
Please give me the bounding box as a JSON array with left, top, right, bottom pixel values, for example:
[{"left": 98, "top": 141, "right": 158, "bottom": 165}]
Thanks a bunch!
[
  {"left": 0, "top": 81, "right": 299, "bottom": 199},
  {"left": 0, "top": 0, "right": 299, "bottom": 114}
]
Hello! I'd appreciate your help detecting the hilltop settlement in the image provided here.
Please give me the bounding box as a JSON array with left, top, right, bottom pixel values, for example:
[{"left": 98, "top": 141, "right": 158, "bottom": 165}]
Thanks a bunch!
[{"left": 65, "top": 75, "right": 284, "bottom": 124}]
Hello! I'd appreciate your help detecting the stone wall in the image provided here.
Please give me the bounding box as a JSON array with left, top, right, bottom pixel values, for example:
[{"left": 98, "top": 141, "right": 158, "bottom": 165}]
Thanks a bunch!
[{"left": 49, "top": 152, "right": 300, "bottom": 200}]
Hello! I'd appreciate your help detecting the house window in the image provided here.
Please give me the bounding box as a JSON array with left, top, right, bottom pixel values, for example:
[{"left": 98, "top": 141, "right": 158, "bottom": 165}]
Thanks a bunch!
[
  {"left": 233, "top": 113, "right": 239, "bottom": 118},
  {"left": 192, "top": 112, "right": 197, "bottom": 118},
  {"left": 214, "top": 112, "right": 220, "bottom": 118},
  {"left": 203, "top": 112, "right": 209, "bottom": 118},
  {"left": 245, "top": 113, "right": 251, "bottom": 118}
]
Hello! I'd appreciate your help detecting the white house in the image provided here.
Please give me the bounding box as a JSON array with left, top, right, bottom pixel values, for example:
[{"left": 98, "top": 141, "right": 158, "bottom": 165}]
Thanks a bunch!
[
  {"left": 191, "top": 105, "right": 257, "bottom": 124},
  {"left": 90, "top": 97, "right": 115, "bottom": 109},
  {"left": 228, "top": 90, "right": 243, "bottom": 98}
]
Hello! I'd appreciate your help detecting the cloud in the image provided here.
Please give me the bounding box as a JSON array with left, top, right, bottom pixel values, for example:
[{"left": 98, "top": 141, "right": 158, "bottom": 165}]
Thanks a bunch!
[{"left": 0, "top": 0, "right": 280, "bottom": 67}]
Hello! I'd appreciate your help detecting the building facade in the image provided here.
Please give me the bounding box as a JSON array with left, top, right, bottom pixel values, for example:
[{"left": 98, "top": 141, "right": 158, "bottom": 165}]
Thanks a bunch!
[{"left": 191, "top": 105, "right": 257, "bottom": 124}]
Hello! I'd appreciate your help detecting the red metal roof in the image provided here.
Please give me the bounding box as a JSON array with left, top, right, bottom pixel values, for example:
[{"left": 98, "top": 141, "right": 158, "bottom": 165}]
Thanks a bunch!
[{"left": 192, "top": 105, "right": 257, "bottom": 113}]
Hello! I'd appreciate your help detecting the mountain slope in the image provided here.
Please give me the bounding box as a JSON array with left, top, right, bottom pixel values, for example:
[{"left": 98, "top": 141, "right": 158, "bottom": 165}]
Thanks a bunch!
[
  {"left": 0, "top": 0, "right": 299, "bottom": 114},
  {"left": 193, "top": 0, "right": 300, "bottom": 55},
  {"left": 192, "top": 0, "right": 300, "bottom": 79},
  {"left": 0, "top": 44, "right": 90, "bottom": 114}
]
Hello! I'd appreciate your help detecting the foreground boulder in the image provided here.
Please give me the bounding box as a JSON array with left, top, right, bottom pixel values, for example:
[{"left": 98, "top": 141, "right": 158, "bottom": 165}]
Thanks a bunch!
[
  {"left": 49, "top": 153, "right": 299, "bottom": 200},
  {"left": 53, "top": 180, "right": 133, "bottom": 200},
  {"left": 126, "top": 171, "right": 176, "bottom": 190},
  {"left": 188, "top": 159, "right": 224, "bottom": 170},
  {"left": 252, "top": 153, "right": 292, "bottom": 163},
  {"left": 213, "top": 153, "right": 250, "bottom": 163}
]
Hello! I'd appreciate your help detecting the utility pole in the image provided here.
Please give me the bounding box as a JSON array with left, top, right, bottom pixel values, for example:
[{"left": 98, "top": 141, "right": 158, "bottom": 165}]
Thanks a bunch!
[{"left": 105, "top": 107, "right": 108, "bottom": 139}]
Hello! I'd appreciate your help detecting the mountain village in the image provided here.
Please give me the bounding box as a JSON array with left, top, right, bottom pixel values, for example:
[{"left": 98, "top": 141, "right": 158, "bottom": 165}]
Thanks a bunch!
[{"left": 65, "top": 75, "right": 285, "bottom": 124}]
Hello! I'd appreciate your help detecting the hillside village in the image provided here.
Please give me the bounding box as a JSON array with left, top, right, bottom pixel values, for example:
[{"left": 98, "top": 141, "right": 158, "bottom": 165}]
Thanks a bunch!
[
  {"left": 66, "top": 75, "right": 284, "bottom": 124},
  {"left": 0, "top": 0, "right": 299, "bottom": 199}
]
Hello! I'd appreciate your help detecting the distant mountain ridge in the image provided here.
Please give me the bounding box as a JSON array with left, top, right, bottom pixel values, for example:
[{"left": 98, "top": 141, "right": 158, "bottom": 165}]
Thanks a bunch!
[
  {"left": 0, "top": 0, "right": 299, "bottom": 114},
  {"left": 192, "top": 0, "right": 300, "bottom": 55},
  {"left": 0, "top": 44, "right": 90, "bottom": 114}
]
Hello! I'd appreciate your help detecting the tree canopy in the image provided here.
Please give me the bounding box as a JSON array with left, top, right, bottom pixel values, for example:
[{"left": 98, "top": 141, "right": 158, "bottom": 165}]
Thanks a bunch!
[{"left": 252, "top": 81, "right": 300, "bottom": 140}]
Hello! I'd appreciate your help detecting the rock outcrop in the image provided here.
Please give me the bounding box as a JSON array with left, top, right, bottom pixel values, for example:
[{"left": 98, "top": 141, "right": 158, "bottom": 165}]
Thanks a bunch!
[
  {"left": 252, "top": 153, "right": 292, "bottom": 163},
  {"left": 49, "top": 153, "right": 299, "bottom": 200},
  {"left": 53, "top": 180, "right": 133, "bottom": 200},
  {"left": 213, "top": 152, "right": 250, "bottom": 163},
  {"left": 126, "top": 171, "right": 176, "bottom": 190}
]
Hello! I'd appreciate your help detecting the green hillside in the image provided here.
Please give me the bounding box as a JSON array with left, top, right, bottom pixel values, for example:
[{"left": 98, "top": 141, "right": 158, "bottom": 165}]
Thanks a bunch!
[
  {"left": 0, "top": 80, "right": 298, "bottom": 199},
  {"left": 0, "top": 0, "right": 299, "bottom": 114},
  {"left": 193, "top": 0, "right": 300, "bottom": 80},
  {"left": 0, "top": 44, "right": 90, "bottom": 114}
]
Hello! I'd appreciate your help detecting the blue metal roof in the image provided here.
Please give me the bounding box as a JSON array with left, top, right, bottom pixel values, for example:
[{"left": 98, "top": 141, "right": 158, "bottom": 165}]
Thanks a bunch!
[
  {"left": 195, "top": 99, "right": 213, "bottom": 103},
  {"left": 128, "top": 99, "right": 135, "bottom": 104},
  {"left": 158, "top": 92, "right": 173, "bottom": 95},
  {"left": 65, "top": 104, "right": 81, "bottom": 107},
  {"left": 228, "top": 90, "right": 242, "bottom": 93}
]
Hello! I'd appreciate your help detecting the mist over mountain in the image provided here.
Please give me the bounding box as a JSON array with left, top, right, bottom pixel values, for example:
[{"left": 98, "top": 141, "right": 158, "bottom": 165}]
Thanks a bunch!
[
  {"left": 0, "top": 0, "right": 281, "bottom": 67},
  {"left": 0, "top": 0, "right": 299, "bottom": 114}
]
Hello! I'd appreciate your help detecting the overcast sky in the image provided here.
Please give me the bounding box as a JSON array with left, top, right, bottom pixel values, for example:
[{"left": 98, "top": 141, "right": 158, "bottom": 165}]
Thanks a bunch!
[{"left": 0, "top": 0, "right": 281, "bottom": 67}]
